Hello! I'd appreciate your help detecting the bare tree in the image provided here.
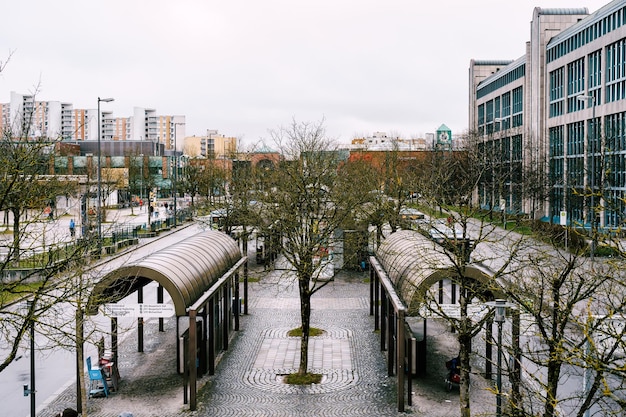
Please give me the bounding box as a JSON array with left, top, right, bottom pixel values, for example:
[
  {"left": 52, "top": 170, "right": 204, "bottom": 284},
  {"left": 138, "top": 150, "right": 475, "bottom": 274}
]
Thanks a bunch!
[
  {"left": 252, "top": 118, "right": 371, "bottom": 377},
  {"left": 179, "top": 161, "right": 201, "bottom": 210},
  {"left": 0, "top": 130, "right": 86, "bottom": 373},
  {"left": 126, "top": 151, "right": 145, "bottom": 216},
  {"left": 502, "top": 238, "right": 626, "bottom": 417}
]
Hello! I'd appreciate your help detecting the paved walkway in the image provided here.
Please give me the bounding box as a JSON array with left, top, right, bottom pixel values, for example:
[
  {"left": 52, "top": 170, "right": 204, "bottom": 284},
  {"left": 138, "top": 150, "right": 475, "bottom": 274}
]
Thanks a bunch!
[
  {"left": 32, "top": 222, "right": 497, "bottom": 417},
  {"left": 37, "top": 264, "right": 405, "bottom": 417}
]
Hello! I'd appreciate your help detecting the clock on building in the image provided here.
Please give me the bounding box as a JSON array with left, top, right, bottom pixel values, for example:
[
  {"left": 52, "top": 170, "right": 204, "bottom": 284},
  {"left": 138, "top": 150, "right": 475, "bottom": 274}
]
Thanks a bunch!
[{"left": 439, "top": 132, "right": 449, "bottom": 143}]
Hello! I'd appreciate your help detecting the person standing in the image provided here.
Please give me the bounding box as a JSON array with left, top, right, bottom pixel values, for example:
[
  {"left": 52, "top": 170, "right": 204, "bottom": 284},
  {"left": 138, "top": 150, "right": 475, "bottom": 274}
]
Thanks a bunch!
[
  {"left": 69, "top": 218, "right": 75, "bottom": 238},
  {"left": 44, "top": 205, "right": 52, "bottom": 221}
]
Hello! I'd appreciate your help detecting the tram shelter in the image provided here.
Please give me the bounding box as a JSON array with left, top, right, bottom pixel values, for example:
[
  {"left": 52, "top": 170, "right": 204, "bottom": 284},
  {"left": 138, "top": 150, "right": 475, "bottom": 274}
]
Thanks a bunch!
[
  {"left": 369, "top": 230, "right": 519, "bottom": 411},
  {"left": 86, "top": 229, "right": 246, "bottom": 410}
]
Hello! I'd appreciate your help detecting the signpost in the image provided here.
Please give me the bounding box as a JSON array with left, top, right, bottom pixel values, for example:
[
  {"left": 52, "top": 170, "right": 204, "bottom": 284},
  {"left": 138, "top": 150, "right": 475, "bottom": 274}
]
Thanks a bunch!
[{"left": 102, "top": 303, "right": 175, "bottom": 318}]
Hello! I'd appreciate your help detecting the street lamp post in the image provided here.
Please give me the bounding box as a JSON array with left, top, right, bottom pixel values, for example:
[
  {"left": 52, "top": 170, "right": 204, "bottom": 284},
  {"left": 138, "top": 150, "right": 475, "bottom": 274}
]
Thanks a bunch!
[
  {"left": 172, "top": 123, "right": 184, "bottom": 227},
  {"left": 486, "top": 299, "right": 515, "bottom": 417},
  {"left": 97, "top": 97, "right": 114, "bottom": 250},
  {"left": 139, "top": 153, "right": 144, "bottom": 206},
  {"left": 577, "top": 94, "right": 597, "bottom": 259},
  {"left": 22, "top": 300, "right": 36, "bottom": 417},
  {"left": 494, "top": 117, "right": 507, "bottom": 227},
  {"left": 224, "top": 139, "right": 231, "bottom": 200}
]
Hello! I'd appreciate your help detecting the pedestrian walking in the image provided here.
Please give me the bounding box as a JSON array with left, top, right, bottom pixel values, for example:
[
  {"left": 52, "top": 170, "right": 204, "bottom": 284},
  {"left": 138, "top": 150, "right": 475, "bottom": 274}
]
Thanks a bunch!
[{"left": 69, "top": 218, "right": 75, "bottom": 238}]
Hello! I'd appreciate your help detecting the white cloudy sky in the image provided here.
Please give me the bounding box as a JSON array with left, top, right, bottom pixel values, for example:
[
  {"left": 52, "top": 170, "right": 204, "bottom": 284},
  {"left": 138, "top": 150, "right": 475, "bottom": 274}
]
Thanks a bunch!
[{"left": 0, "top": 0, "right": 609, "bottom": 146}]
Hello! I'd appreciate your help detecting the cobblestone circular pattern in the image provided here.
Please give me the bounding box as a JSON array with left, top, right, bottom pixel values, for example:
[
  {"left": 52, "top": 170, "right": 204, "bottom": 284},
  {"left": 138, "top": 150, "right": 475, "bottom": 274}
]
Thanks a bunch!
[{"left": 194, "top": 306, "right": 401, "bottom": 416}]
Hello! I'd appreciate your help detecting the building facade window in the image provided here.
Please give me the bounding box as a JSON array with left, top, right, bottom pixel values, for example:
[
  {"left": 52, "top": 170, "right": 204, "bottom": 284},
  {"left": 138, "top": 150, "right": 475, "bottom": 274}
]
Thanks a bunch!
[
  {"left": 567, "top": 58, "right": 586, "bottom": 113},
  {"left": 550, "top": 67, "right": 565, "bottom": 117},
  {"left": 502, "top": 91, "right": 511, "bottom": 118},
  {"left": 512, "top": 86, "right": 523, "bottom": 127},
  {"left": 605, "top": 38, "right": 626, "bottom": 103},
  {"left": 588, "top": 49, "right": 602, "bottom": 104}
]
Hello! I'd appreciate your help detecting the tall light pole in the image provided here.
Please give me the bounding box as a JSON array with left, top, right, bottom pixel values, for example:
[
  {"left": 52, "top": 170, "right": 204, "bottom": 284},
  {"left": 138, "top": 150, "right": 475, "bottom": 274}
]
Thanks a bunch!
[
  {"left": 139, "top": 153, "right": 144, "bottom": 205},
  {"left": 97, "top": 97, "right": 114, "bottom": 249},
  {"left": 486, "top": 299, "right": 515, "bottom": 417},
  {"left": 223, "top": 138, "right": 231, "bottom": 200},
  {"left": 172, "top": 122, "right": 184, "bottom": 227},
  {"left": 494, "top": 117, "right": 507, "bottom": 227},
  {"left": 21, "top": 300, "right": 35, "bottom": 417},
  {"left": 577, "top": 94, "right": 597, "bottom": 259}
]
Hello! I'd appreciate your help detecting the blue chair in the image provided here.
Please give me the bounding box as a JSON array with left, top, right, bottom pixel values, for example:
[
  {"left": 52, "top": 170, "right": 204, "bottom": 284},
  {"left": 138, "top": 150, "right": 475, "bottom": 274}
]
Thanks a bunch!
[{"left": 87, "top": 356, "right": 109, "bottom": 398}]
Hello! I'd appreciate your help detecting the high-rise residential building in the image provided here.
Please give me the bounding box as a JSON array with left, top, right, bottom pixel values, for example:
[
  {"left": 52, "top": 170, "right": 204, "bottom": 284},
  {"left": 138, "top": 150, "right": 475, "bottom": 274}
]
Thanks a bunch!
[
  {"left": 3, "top": 93, "right": 184, "bottom": 148},
  {"left": 469, "top": 0, "right": 626, "bottom": 229}
]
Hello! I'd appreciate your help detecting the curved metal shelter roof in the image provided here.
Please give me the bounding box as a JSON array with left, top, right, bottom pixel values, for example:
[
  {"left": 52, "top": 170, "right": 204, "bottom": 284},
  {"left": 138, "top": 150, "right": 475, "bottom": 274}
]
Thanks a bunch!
[
  {"left": 87, "top": 230, "right": 242, "bottom": 316},
  {"left": 376, "top": 230, "right": 503, "bottom": 313}
]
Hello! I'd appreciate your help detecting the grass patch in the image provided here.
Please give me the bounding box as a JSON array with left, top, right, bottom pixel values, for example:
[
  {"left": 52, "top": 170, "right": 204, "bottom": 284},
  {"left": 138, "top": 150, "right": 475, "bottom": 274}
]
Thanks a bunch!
[
  {"left": 288, "top": 326, "right": 325, "bottom": 337},
  {"left": 284, "top": 372, "right": 322, "bottom": 385},
  {"left": 0, "top": 282, "right": 42, "bottom": 305}
]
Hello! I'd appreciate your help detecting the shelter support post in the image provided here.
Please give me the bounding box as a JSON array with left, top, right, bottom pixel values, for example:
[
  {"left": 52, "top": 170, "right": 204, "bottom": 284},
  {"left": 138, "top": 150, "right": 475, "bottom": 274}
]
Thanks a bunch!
[
  {"left": 208, "top": 297, "right": 215, "bottom": 375},
  {"left": 397, "top": 309, "right": 405, "bottom": 413},
  {"left": 486, "top": 315, "right": 493, "bottom": 379},
  {"left": 182, "top": 335, "right": 188, "bottom": 404},
  {"left": 405, "top": 330, "right": 414, "bottom": 407},
  {"left": 369, "top": 265, "right": 374, "bottom": 316},
  {"left": 199, "top": 308, "right": 208, "bottom": 375},
  {"left": 176, "top": 318, "right": 181, "bottom": 374},
  {"left": 188, "top": 309, "right": 197, "bottom": 411},
  {"left": 222, "top": 285, "right": 229, "bottom": 350},
  {"left": 158, "top": 284, "right": 164, "bottom": 332},
  {"left": 111, "top": 317, "right": 118, "bottom": 365},
  {"left": 234, "top": 273, "right": 240, "bottom": 331},
  {"left": 244, "top": 262, "right": 249, "bottom": 315},
  {"left": 387, "top": 300, "right": 395, "bottom": 376},
  {"left": 138, "top": 287, "right": 144, "bottom": 352},
  {"left": 374, "top": 269, "right": 380, "bottom": 330},
  {"left": 380, "top": 289, "right": 387, "bottom": 351}
]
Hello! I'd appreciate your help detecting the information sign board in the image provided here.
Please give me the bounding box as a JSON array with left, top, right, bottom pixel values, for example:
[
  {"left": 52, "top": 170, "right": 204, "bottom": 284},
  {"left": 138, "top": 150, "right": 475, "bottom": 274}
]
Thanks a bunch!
[{"left": 102, "top": 303, "right": 175, "bottom": 318}]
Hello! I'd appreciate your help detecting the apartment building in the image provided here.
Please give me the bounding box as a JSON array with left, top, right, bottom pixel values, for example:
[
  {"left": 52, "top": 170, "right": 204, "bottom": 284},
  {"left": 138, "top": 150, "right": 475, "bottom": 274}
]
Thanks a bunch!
[
  {"left": 470, "top": 0, "right": 626, "bottom": 229},
  {"left": 184, "top": 130, "right": 237, "bottom": 159},
  {"left": 4, "top": 93, "right": 184, "bottom": 151}
]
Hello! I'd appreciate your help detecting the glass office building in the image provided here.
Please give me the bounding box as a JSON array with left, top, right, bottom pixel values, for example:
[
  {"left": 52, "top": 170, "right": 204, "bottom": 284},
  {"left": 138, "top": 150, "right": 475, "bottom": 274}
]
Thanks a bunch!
[{"left": 470, "top": 0, "right": 626, "bottom": 229}]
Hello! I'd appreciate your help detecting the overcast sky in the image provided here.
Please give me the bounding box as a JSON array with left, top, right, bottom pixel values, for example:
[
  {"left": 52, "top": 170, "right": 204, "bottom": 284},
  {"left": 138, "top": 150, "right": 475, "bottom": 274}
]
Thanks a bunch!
[{"left": 1, "top": 0, "right": 609, "bottom": 147}]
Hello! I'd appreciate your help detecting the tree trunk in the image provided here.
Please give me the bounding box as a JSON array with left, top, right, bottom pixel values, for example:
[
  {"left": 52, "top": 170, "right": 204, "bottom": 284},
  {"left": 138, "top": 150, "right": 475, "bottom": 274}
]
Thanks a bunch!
[
  {"left": 459, "top": 340, "right": 472, "bottom": 417},
  {"left": 76, "top": 307, "right": 86, "bottom": 414},
  {"left": 458, "top": 287, "right": 472, "bottom": 417},
  {"left": 543, "top": 354, "right": 561, "bottom": 417},
  {"left": 12, "top": 208, "right": 20, "bottom": 261},
  {"left": 298, "top": 280, "right": 312, "bottom": 375}
]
